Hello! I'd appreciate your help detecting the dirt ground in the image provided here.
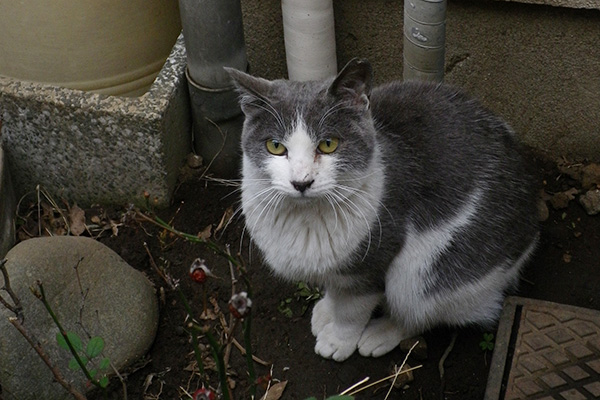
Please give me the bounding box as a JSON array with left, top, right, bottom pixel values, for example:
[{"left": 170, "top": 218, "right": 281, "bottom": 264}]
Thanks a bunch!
[{"left": 10, "top": 151, "right": 600, "bottom": 400}]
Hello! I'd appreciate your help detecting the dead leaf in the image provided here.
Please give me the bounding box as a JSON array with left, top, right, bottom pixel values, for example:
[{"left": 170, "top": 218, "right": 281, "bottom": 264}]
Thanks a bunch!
[
  {"left": 215, "top": 206, "right": 234, "bottom": 234},
  {"left": 563, "top": 253, "right": 572, "bottom": 263},
  {"left": 550, "top": 188, "right": 578, "bottom": 210},
  {"left": 69, "top": 204, "right": 86, "bottom": 236},
  {"left": 209, "top": 296, "right": 222, "bottom": 314},
  {"left": 198, "top": 225, "right": 212, "bottom": 241},
  {"left": 261, "top": 381, "right": 287, "bottom": 400}
]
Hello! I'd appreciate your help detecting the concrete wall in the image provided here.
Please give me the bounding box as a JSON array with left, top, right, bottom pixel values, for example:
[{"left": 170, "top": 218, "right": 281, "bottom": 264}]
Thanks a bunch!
[{"left": 241, "top": 0, "right": 600, "bottom": 161}]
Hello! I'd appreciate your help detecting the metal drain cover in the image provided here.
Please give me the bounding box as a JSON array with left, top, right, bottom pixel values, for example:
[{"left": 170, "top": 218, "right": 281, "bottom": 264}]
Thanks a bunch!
[{"left": 485, "top": 297, "right": 600, "bottom": 400}]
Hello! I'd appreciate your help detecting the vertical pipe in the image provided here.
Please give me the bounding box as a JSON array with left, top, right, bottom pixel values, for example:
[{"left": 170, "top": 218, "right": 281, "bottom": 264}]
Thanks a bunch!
[
  {"left": 179, "top": 0, "right": 247, "bottom": 88},
  {"left": 281, "top": 0, "right": 337, "bottom": 81},
  {"left": 403, "top": 0, "right": 446, "bottom": 82},
  {"left": 178, "top": 0, "right": 249, "bottom": 177}
]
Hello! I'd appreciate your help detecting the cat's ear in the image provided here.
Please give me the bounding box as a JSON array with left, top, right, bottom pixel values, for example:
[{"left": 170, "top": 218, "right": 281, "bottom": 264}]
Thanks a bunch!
[
  {"left": 327, "top": 58, "right": 373, "bottom": 109},
  {"left": 225, "top": 67, "right": 273, "bottom": 115}
]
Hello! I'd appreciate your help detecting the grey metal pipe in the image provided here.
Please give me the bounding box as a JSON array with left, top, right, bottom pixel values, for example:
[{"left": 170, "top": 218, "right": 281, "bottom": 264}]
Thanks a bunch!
[
  {"left": 403, "top": 0, "right": 446, "bottom": 82},
  {"left": 178, "top": 0, "right": 248, "bottom": 176},
  {"left": 179, "top": 0, "right": 247, "bottom": 88}
]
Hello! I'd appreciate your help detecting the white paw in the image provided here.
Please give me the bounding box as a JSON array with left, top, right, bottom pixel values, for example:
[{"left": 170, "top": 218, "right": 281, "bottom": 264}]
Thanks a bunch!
[
  {"left": 358, "top": 318, "right": 405, "bottom": 358},
  {"left": 311, "top": 297, "right": 333, "bottom": 337},
  {"left": 314, "top": 321, "right": 362, "bottom": 362}
]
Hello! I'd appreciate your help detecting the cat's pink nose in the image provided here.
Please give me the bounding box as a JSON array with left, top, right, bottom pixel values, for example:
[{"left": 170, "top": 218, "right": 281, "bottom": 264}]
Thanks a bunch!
[{"left": 291, "top": 180, "right": 314, "bottom": 193}]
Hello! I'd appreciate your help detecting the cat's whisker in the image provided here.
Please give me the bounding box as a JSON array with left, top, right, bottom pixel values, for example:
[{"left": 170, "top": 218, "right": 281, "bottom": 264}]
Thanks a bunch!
[
  {"left": 332, "top": 184, "right": 384, "bottom": 251},
  {"left": 317, "top": 102, "right": 352, "bottom": 131},
  {"left": 328, "top": 187, "right": 374, "bottom": 260},
  {"left": 250, "top": 189, "right": 283, "bottom": 229},
  {"left": 248, "top": 98, "right": 286, "bottom": 131},
  {"left": 242, "top": 186, "right": 279, "bottom": 226},
  {"left": 323, "top": 193, "right": 340, "bottom": 234}
]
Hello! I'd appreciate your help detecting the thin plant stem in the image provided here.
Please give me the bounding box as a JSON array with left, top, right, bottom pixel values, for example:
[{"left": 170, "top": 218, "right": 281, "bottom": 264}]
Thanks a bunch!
[
  {"left": 1, "top": 263, "right": 87, "bottom": 400},
  {"left": 8, "top": 317, "right": 88, "bottom": 400},
  {"left": 35, "top": 282, "right": 106, "bottom": 392},
  {"left": 1, "top": 259, "right": 22, "bottom": 318},
  {"left": 195, "top": 324, "right": 232, "bottom": 400},
  {"left": 135, "top": 211, "right": 239, "bottom": 266},
  {"left": 243, "top": 315, "right": 256, "bottom": 399},
  {"left": 177, "top": 288, "right": 205, "bottom": 376}
]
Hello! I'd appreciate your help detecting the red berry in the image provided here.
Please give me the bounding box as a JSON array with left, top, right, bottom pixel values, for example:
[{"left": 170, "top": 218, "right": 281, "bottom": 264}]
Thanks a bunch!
[
  {"left": 189, "top": 258, "right": 212, "bottom": 284},
  {"left": 189, "top": 268, "right": 207, "bottom": 283},
  {"left": 192, "top": 388, "right": 216, "bottom": 400}
]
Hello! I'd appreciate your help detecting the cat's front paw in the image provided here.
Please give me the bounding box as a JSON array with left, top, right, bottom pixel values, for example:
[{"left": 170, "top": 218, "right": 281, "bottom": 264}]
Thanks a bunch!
[
  {"left": 314, "top": 321, "right": 362, "bottom": 362},
  {"left": 311, "top": 296, "right": 334, "bottom": 337},
  {"left": 358, "top": 318, "right": 405, "bottom": 358}
]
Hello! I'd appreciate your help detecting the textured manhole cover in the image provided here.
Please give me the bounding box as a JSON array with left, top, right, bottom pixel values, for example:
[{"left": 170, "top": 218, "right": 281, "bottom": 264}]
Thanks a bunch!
[{"left": 485, "top": 297, "right": 600, "bottom": 400}]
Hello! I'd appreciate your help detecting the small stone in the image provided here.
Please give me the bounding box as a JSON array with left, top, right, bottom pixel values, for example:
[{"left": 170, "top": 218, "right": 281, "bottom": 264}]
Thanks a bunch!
[
  {"left": 579, "top": 189, "right": 600, "bottom": 215},
  {"left": 390, "top": 363, "right": 415, "bottom": 388},
  {"left": 187, "top": 153, "right": 204, "bottom": 169},
  {"left": 400, "top": 336, "right": 428, "bottom": 360},
  {"left": 581, "top": 163, "right": 600, "bottom": 190}
]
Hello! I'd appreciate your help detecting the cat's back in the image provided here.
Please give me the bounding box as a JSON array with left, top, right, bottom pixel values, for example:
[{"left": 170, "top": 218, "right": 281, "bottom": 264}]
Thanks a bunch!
[
  {"left": 369, "top": 79, "right": 528, "bottom": 178},
  {"left": 370, "top": 80, "right": 506, "bottom": 144},
  {"left": 369, "top": 79, "right": 539, "bottom": 235}
]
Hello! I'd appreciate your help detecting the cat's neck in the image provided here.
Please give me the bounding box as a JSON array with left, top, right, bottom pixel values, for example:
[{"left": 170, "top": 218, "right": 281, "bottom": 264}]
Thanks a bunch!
[{"left": 241, "top": 152, "right": 386, "bottom": 282}]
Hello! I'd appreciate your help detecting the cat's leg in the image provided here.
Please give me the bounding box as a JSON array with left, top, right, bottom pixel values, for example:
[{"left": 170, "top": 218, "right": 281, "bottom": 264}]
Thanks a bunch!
[
  {"left": 312, "top": 290, "right": 382, "bottom": 362},
  {"left": 358, "top": 317, "right": 409, "bottom": 357},
  {"left": 310, "top": 293, "right": 334, "bottom": 337}
]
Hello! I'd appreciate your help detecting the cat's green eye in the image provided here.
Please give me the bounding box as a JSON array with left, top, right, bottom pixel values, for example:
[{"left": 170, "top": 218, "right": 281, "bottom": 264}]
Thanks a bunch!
[
  {"left": 317, "top": 138, "right": 339, "bottom": 154},
  {"left": 266, "top": 139, "right": 287, "bottom": 155}
]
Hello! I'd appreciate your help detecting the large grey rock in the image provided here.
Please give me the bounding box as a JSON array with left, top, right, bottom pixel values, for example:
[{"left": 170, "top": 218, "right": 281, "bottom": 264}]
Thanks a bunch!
[
  {"left": 0, "top": 236, "right": 158, "bottom": 400},
  {"left": 0, "top": 142, "right": 16, "bottom": 258}
]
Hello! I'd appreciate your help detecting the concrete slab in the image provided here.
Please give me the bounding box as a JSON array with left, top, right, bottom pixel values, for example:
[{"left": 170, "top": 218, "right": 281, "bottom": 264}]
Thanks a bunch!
[
  {"left": 485, "top": 296, "right": 600, "bottom": 399},
  {"left": 0, "top": 35, "right": 192, "bottom": 208},
  {"left": 0, "top": 140, "right": 16, "bottom": 258},
  {"left": 495, "top": 0, "right": 600, "bottom": 10}
]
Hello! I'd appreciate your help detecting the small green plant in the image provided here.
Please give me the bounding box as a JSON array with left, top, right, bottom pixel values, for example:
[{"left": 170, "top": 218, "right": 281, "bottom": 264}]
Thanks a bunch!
[
  {"left": 277, "top": 297, "right": 293, "bottom": 317},
  {"left": 278, "top": 282, "right": 321, "bottom": 318},
  {"left": 479, "top": 332, "right": 495, "bottom": 352},
  {"left": 56, "top": 332, "right": 110, "bottom": 388}
]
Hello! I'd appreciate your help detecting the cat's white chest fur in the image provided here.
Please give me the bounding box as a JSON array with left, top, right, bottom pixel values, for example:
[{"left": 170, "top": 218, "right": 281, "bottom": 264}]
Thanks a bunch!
[{"left": 241, "top": 124, "right": 385, "bottom": 283}]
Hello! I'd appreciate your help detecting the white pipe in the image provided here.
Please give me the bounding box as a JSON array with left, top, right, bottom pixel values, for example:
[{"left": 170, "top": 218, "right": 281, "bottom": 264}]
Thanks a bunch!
[
  {"left": 281, "top": 0, "right": 337, "bottom": 81},
  {"left": 403, "top": 0, "right": 446, "bottom": 82}
]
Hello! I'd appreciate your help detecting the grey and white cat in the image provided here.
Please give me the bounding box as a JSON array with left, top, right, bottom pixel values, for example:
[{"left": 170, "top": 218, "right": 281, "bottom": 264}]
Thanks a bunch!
[{"left": 226, "top": 59, "right": 539, "bottom": 361}]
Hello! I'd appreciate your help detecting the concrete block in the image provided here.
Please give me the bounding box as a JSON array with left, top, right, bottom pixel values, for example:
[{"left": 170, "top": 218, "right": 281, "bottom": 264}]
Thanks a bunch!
[
  {"left": 0, "top": 141, "right": 16, "bottom": 258},
  {"left": 0, "top": 35, "right": 192, "bottom": 208}
]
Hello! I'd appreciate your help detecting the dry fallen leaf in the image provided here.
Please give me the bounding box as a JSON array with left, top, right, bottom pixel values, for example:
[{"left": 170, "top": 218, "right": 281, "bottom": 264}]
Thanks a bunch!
[
  {"left": 198, "top": 225, "right": 212, "bottom": 241},
  {"left": 215, "top": 206, "right": 234, "bottom": 234},
  {"left": 550, "top": 188, "right": 578, "bottom": 210},
  {"left": 262, "top": 381, "right": 287, "bottom": 400},
  {"left": 69, "top": 204, "right": 86, "bottom": 236}
]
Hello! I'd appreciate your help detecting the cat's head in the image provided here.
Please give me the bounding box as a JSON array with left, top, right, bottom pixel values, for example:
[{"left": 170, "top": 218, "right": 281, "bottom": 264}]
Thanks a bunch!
[{"left": 227, "top": 59, "right": 378, "bottom": 199}]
